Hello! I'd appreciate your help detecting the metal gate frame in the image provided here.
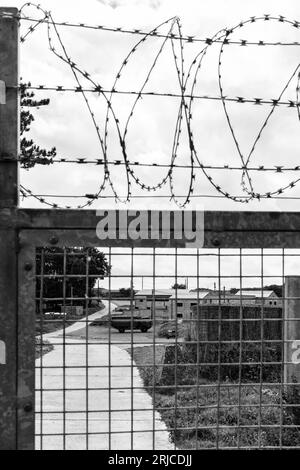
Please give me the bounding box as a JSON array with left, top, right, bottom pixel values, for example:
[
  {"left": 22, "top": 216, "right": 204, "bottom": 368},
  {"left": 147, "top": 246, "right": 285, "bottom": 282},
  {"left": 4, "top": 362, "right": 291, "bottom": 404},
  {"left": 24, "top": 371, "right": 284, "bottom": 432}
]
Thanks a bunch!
[{"left": 2, "top": 208, "right": 300, "bottom": 449}]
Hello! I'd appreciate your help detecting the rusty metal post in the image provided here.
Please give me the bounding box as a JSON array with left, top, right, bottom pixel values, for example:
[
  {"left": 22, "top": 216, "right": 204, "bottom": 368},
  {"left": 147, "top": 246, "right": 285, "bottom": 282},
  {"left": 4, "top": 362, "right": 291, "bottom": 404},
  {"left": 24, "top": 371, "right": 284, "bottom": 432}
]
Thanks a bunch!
[
  {"left": 284, "top": 277, "right": 300, "bottom": 387},
  {"left": 0, "top": 7, "right": 19, "bottom": 450}
]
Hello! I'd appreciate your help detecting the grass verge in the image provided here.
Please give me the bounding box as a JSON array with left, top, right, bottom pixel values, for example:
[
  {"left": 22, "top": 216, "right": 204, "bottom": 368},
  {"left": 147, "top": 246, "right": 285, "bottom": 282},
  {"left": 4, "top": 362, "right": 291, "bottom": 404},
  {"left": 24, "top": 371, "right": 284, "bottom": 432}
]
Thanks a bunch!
[
  {"left": 131, "top": 343, "right": 300, "bottom": 449},
  {"left": 35, "top": 337, "right": 54, "bottom": 359}
]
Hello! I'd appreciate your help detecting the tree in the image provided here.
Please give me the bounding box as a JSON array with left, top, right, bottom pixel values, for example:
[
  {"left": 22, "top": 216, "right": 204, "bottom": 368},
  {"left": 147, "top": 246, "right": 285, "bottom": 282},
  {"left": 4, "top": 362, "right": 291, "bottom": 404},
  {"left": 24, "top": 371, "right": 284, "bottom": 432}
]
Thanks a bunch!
[
  {"left": 20, "top": 82, "right": 56, "bottom": 169},
  {"left": 263, "top": 284, "right": 282, "bottom": 298},
  {"left": 36, "top": 247, "right": 110, "bottom": 311},
  {"left": 231, "top": 285, "right": 283, "bottom": 297},
  {"left": 119, "top": 287, "right": 136, "bottom": 298},
  {"left": 171, "top": 283, "right": 187, "bottom": 289}
]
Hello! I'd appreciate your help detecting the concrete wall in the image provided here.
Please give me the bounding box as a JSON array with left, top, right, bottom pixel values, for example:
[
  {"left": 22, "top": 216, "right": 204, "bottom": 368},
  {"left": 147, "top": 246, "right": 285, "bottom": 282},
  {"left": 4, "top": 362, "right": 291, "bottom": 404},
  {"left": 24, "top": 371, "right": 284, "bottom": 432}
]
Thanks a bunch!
[{"left": 185, "top": 305, "right": 283, "bottom": 342}]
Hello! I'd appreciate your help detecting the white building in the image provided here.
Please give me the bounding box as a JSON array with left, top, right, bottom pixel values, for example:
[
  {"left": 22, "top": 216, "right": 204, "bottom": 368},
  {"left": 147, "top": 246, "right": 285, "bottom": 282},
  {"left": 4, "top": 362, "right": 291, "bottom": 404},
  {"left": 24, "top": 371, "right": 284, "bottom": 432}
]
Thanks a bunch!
[
  {"left": 134, "top": 289, "right": 211, "bottom": 320},
  {"left": 202, "top": 291, "right": 238, "bottom": 306},
  {"left": 134, "top": 289, "right": 176, "bottom": 320},
  {"left": 234, "top": 289, "right": 281, "bottom": 307},
  {"left": 168, "top": 290, "right": 210, "bottom": 318},
  {"left": 134, "top": 288, "right": 281, "bottom": 321}
]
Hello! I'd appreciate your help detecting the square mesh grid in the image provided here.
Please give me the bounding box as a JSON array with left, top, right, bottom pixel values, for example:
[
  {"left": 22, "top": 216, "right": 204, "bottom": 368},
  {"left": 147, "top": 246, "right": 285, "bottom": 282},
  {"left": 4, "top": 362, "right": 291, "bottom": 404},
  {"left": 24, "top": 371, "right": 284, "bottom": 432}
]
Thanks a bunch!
[{"left": 34, "top": 247, "right": 300, "bottom": 450}]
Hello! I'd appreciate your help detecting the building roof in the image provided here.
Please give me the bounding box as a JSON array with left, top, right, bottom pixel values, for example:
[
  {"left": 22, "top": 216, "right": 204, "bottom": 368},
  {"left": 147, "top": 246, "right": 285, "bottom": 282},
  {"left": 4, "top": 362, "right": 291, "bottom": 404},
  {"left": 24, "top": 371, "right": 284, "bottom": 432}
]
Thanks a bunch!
[
  {"left": 135, "top": 289, "right": 176, "bottom": 298},
  {"left": 135, "top": 289, "right": 211, "bottom": 300},
  {"left": 206, "top": 291, "right": 236, "bottom": 298},
  {"left": 169, "top": 290, "right": 210, "bottom": 300},
  {"left": 235, "top": 290, "right": 277, "bottom": 298}
]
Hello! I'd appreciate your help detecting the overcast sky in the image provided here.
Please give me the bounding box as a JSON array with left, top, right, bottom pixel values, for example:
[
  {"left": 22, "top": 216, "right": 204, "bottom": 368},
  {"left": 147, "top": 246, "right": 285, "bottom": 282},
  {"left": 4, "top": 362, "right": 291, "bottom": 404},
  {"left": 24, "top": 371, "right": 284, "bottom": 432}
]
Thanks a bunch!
[
  {"left": 3, "top": 0, "right": 300, "bottom": 290},
  {"left": 2, "top": 0, "right": 299, "bottom": 211}
]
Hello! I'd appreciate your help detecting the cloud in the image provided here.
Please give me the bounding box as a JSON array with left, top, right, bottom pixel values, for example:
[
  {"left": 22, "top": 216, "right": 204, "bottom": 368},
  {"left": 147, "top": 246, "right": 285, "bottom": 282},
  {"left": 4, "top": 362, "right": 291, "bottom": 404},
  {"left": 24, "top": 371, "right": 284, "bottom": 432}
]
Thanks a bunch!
[{"left": 97, "top": 0, "right": 162, "bottom": 8}]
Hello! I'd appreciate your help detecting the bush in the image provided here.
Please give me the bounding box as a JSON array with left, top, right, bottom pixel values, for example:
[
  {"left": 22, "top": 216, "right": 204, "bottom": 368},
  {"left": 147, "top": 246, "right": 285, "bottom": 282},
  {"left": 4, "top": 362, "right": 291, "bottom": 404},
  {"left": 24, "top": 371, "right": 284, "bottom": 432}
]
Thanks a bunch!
[
  {"left": 182, "top": 341, "right": 282, "bottom": 383},
  {"left": 135, "top": 343, "right": 300, "bottom": 448},
  {"left": 35, "top": 338, "right": 53, "bottom": 358},
  {"left": 157, "top": 321, "right": 185, "bottom": 338}
]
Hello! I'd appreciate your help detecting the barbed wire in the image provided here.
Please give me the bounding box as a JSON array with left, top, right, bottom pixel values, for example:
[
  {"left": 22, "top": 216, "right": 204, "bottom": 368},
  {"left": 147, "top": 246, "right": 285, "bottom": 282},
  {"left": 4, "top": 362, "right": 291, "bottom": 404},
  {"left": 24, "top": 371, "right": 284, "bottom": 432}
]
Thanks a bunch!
[
  {"left": 15, "top": 3, "right": 300, "bottom": 208},
  {"left": 14, "top": 6, "right": 300, "bottom": 47},
  {"left": 20, "top": 190, "right": 300, "bottom": 201},
  {"left": 17, "top": 85, "right": 300, "bottom": 108},
  {"left": 218, "top": 24, "right": 300, "bottom": 199},
  {"left": 8, "top": 156, "right": 300, "bottom": 171}
]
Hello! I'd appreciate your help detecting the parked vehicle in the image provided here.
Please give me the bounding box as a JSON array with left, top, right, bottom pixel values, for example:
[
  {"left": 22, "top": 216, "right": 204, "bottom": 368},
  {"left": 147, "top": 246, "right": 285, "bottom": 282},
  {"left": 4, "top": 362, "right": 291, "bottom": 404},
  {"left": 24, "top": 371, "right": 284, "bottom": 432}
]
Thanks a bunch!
[
  {"left": 44, "top": 311, "right": 67, "bottom": 318},
  {"left": 157, "top": 320, "right": 184, "bottom": 338},
  {"left": 111, "top": 315, "right": 152, "bottom": 333},
  {"left": 164, "top": 327, "right": 177, "bottom": 339},
  {"left": 114, "top": 305, "right": 138, "bottom": 313}
]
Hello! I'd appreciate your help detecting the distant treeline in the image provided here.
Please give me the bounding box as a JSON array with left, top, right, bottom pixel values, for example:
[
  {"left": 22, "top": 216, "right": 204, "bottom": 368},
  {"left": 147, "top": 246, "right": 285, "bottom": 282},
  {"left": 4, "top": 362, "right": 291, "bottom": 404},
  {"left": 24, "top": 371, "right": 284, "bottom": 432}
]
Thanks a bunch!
[
  {"left": 192, "top": 285, "right": 283, "bottom": 297},
  {"left": 229, "top": 285, "right": 283, "bottom": 297}
]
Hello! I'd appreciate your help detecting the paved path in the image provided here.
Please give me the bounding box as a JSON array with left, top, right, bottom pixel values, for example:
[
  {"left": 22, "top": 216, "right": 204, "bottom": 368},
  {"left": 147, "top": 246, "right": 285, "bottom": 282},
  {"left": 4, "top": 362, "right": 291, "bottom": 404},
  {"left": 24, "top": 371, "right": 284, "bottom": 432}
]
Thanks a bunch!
[{"left": 35, "top": 301, "right": 173, "bottom": 450}]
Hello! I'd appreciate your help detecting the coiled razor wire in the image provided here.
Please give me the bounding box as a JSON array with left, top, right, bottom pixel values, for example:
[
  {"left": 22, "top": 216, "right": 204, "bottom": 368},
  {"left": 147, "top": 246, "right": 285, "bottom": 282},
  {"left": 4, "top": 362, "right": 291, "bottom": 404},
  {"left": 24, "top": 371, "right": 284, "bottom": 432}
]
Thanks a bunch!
[{"left": 5, "top": 3, "right": 300, "bottom": 207}]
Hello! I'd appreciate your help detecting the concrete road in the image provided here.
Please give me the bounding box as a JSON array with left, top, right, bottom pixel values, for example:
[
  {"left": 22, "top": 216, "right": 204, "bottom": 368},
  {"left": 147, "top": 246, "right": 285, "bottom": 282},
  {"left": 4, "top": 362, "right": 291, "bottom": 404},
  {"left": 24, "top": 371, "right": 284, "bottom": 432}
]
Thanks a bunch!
[
  {"left": 66, "top": 323, "right": 180, "bottom": 350},
  {"left": 35, "top": 301, "right": 173, "bottom": 450}
]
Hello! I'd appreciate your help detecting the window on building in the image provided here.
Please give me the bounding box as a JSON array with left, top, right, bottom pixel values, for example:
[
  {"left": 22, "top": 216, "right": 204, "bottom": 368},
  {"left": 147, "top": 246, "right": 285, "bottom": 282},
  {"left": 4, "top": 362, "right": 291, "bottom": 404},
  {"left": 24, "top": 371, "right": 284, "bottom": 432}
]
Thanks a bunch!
[
  {"left": 177, "top": 302, "right": 183, "bottom": 307},
  {"left": 177, "top": 312, "right": 183, "bottom": 318}
]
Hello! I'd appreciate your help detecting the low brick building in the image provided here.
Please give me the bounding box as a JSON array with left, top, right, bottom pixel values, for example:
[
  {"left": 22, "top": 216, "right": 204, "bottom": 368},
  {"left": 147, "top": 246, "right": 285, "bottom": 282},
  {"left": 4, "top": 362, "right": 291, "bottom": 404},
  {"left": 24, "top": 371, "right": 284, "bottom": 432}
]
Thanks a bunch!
[{"left": 168, "top": 290, "right": 210, "bottom": 319}]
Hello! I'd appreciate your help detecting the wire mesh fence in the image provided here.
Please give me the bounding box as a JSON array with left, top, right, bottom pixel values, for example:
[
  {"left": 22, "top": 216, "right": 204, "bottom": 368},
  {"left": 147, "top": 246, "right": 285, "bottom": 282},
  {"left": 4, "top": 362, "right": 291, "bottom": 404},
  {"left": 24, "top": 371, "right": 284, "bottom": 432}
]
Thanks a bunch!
[{"left": 34, "top": 246, "right": 300, "bottom": 450}]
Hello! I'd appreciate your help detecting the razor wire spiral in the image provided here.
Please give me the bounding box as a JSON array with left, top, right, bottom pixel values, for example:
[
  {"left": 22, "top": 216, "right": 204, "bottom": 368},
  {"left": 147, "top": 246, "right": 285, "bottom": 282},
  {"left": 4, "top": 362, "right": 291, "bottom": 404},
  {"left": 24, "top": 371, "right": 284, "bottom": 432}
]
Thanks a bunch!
[{"left": 8, "top": 3, "right": 300, "bottom": 208}]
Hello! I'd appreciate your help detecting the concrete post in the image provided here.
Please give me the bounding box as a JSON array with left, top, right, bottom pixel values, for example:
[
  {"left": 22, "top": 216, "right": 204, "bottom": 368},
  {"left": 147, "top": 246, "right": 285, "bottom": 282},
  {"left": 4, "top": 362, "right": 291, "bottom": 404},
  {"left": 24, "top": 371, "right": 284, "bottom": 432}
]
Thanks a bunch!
[{"left": 0, "top": 7, "right": 19, "bottom": 449}]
